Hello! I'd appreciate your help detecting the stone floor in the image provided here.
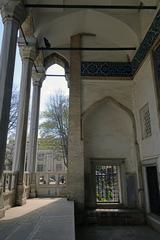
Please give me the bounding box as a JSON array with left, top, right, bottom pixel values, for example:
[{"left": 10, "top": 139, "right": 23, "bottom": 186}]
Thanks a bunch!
[
  {"left": 0, "top": 198, "right": 75, "bottom": 240},
  {"left": 76, "top": 225, "right": 160, "bottom": 240},
  {"left": 1, "top": 199, "right": 160, "bottom": 240}
]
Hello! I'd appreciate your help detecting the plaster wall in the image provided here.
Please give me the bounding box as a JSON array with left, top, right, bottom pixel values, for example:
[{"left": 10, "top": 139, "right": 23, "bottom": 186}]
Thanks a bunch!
[
  {"left": 82, "top": 54, "right": 160, "bottom": 164},
  {"left": 133, "top": 54, "right": 160, "bottom": 160},
  {"left": 133, "top": 53, "right": 160, "bottom": 221},
  {"left": 82, "top": 79, "right": 139, "bottom": 207},
  {"left": 81, "top": 51, "right": 160, "bottom": 209},
  {"left": 82, "top": 78, "right": 137, "bottom": 171},
  {"left": 83, "top": 101, "right": 137, "bottom": 173},
  {"left": 82, "top": 79, "right": 133, "bottom": 112}
]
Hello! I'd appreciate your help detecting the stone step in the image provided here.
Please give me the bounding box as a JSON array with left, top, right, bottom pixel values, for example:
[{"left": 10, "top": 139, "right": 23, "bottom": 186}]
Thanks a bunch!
[{"left": 85, "top": 209, "right": 146, "bottom": 225}]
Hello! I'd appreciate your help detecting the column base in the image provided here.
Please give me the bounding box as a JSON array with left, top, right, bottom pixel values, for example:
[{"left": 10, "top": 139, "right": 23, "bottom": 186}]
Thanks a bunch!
[
  {"left": 29, "top": 173, "right": 37, "bottom": 198},
  {"left": 29, "top": 183, "right": 37, "bottom": 198},
  {"left": 16, "top": 184, "right": 26, "bottom": 206},
  {"left": 0, "top": 208, "right": 5, "bottom": 218}
]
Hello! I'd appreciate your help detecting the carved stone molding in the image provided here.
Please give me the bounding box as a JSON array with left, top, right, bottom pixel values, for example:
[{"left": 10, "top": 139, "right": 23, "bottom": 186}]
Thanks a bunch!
[
  {"left": 32, "top": 67, "right": 46, "bottom": 87},
  {"left": 21, "top": 15, "right": 34, "bottom": 37},
  {"left": 18, "top": 36, "right": 37, "bottom": 61},
  {"left": 1, "top": 0, "right": 26, "bottom": 25}
]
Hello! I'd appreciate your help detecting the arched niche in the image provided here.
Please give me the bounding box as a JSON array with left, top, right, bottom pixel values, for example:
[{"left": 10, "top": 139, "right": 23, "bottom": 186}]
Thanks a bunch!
[{"left": 82, "top": 96, "right": 142, "bottom": 209}]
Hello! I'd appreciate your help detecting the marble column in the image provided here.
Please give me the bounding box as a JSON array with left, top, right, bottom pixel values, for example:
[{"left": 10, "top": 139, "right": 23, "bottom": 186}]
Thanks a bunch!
[
  {"left": 0, "top": 1, "right": 26, "bottom": 218},
  {"left": 28, "top": 69, "right": 45, "bottom": 198},
  {"left": 67, "top": 34, "right": 84, "bottom": 211},
  {"left": 13, "top": 37, "right": 37, "bottom": 206}
]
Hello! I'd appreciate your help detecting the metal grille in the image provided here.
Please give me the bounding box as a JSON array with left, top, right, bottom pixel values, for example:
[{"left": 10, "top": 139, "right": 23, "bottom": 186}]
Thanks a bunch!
[
  {"left": 96, "top": 165, "right": 120, "bottom": 203},
  {"left": 140, "top": 103, "right": 152, "bottom": 139}
]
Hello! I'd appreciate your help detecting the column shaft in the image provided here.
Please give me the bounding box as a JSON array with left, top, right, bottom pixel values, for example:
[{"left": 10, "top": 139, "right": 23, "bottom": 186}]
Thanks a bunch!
[
  {"left": 28, "top": 84, "right": 41, "bottom": 172},
  {"left": 67, "top": 34, "right": 84, "bottom": 211},
  {"left": 0, "top": 1, "right": 26, "bottom": 217},
  {"left": 27, "top": 67, "right": 45, "bottom": 198},
  {"left": 0, "top": 19, "right": 19, "bottom": 180},
  {"left": 13, "top": 59, "right": 33, "bottom": 173},
  {"left": 13, "top": 47, "right": 36, "bottom": 205}
]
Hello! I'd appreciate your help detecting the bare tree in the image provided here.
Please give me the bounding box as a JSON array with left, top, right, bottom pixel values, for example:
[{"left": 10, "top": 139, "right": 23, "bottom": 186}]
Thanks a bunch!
[
  {"left": 8, "top": 87, "right": 19, "bottom": 136},
  {"left": 39, "top": 91, "right": 69, "bottom": 167},
  {"left": 5, "top": 87, "right": 19, "bottom": 169},
  {"left": 5, "top": 139, "right": 15, "bottom": 170}
]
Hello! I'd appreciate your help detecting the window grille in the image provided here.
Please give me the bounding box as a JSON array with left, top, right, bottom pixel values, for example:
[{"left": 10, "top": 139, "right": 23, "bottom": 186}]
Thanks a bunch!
[
  {"left": 96, "top": 165, "right": 120, "bottom": 203},
  {"left": 140, "top": 103, "right": 152, "bottom": 139}
]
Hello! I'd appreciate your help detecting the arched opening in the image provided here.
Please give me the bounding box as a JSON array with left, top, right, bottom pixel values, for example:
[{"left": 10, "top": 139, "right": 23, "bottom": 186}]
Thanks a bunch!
[
  {"left": 83, "top": 97, "right": 140, "bottom": 209},
  {"left": 36, "top": 61, "right": 69, "bottom": 197},
  {"left": 40, "top": 63, "right": 69, "bottom": 111}
]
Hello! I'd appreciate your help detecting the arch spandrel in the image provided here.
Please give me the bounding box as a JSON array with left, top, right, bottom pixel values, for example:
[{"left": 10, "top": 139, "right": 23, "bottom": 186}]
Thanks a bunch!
[{"left": 82, "top": 96, "right": 138, "bottom": 140}]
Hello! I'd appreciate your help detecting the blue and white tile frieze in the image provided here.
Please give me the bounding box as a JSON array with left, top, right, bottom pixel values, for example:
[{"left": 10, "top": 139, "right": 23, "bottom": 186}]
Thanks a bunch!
[
  {"left": 81, "top": 62, "right": 132, "bottom": 77},
  {"left": 81, "top": 10, "right": 160, "bottom": 77}
]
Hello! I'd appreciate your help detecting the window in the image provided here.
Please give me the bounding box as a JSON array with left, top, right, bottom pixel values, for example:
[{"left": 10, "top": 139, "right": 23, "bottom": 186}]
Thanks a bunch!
[
  {"left": 37, "top": 153, "right": 45, "bottom": 161},
  {"left": 96, "top": 165, "right": 120, "bottom": 203},
  {"left": 140, "top": 103, "right": 152, "bottom": 139},
  {"left": 37, "top": 164, "right": 44, "bottom": 172}
]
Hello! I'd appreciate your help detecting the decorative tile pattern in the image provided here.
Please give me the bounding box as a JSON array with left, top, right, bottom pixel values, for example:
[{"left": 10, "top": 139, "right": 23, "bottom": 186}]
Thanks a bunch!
[
  {"left": 81, "top": 10, "right": 160, "bottom": 77},
  {"left": 152, "top": 46, "right": 160, "bottom": 109},
  {"left": 81, "top": 62, "right": 132, "bottom": 77},
  {"left": 132, "top": 10, "right": 160, "bottom": 74},
  {"left": 153, "top": 46, "right": 160, "bottom": 89}
]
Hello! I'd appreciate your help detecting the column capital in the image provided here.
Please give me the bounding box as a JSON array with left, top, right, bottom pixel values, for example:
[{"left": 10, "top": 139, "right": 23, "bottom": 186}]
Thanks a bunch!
[
  {"left": 32, "top": 67, "right": 46, "bottom": 87},
  {"left": 1, "top": 0, "right": 27, "bottom": 25},
  {"left": 18, "top": 37, "right": 38, "bottom": 61}
]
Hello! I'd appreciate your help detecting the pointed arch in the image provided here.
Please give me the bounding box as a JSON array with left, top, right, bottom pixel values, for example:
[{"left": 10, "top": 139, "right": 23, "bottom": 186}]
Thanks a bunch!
[
  {"left": 44, "top": 52, "right": 69, "bottom": 75},
  {"left": 82, "top": 96, "right": 143, "bottom": 206},
  {"left": 82, "top": 96, "right": 136, "bottom": 137}
]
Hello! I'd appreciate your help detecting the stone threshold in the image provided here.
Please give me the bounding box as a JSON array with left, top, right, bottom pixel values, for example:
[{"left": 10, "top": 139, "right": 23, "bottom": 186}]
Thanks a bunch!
[{"left": 147, "top": 213, "right": 160, "bottom": 233}]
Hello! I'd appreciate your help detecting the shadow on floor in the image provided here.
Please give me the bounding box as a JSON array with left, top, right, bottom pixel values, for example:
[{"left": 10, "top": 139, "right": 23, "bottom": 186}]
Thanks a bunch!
[
  {"left": 76, "top": 224, "right": 160, "bottom": 240},
  {"left": 0, "top": 198, "right": 74, "bottom": 240}
]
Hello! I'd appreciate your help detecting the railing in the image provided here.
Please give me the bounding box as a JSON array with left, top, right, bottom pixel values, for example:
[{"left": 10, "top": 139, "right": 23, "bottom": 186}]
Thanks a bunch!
[
  {"left": 2, "top": 171, "right": 31, "bottom": 193},
  {"left": 24, "top": 172, "right": 31, "bottom": 187},
  {"left": 2, "top": 171, "right": 17, "bottom": 210},
  {"left": 36, "top": 172, "right": 67, "bottom": 197},
  {"left": 2, "top": 171, "right": 17, "bottom": 193},
  {"left": 2, "top": 171, "right": 31, "bottom": 209},
  {"left": 1, "top": 171, "right": 67, "bottom": 210},
  {"left": 24, "top": 172, "right": 31, "bottom": 198}
]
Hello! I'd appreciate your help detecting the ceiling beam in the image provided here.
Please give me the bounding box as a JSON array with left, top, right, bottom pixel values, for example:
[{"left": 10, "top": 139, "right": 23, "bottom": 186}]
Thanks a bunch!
[
  {"left": 25, "top": 4, "right": 157, "bottom": 10},
  {"left": 38, "top": 47, "right": 136, "bottom": 51}
]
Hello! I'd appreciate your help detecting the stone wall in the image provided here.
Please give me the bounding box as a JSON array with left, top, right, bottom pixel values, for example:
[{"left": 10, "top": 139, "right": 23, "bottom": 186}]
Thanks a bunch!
[
  {"left": 133, "top": 54, "right": 160, "bottom": 218},
  {"left": 133, "top": 54, "right": 160, "bottom": 160}
]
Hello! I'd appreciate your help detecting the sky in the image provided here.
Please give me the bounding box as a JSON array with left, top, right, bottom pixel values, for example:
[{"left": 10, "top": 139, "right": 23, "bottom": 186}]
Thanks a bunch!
[
  {"left": 41, "top": 65, "right": 69, "bottom": 111},
  {"left": 0, "top": 16, "right": 69, "bottom": 113}
]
